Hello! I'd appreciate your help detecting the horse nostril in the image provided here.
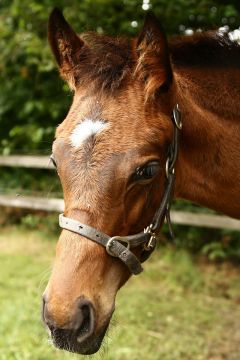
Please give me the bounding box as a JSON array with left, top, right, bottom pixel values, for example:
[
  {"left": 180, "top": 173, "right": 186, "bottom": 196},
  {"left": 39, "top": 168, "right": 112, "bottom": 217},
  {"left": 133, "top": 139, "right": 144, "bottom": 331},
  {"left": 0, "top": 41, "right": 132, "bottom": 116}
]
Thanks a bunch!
[
  {"left": 42, "top": 296, "right": 95, "bottom": 345},
  {"left": 76, "top": 299, "right": 95, "bottom": 342},
  {"left": 42, "top": 296, "right": 55, "bottom": 331}
]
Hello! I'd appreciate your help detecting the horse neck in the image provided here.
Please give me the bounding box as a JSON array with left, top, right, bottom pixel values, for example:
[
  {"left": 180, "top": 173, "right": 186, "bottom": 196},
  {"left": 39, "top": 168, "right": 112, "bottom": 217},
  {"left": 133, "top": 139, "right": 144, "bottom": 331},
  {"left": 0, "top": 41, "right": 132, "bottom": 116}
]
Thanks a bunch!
[{"left": 173, "top": 66, "right": 240, "bottom": 218}]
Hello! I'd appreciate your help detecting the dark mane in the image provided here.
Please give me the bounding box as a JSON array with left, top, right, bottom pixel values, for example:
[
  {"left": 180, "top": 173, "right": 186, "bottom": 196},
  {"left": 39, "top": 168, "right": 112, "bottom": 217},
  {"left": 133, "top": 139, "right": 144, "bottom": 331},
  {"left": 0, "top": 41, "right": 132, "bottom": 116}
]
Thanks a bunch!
[
  {"left": 170, "top": 32, "right": 240, "bottom": 68},
  {"left": 75, "top": 32, "right": 134, "bottom": 91},
  {"left": 75, "top": 31, "right": 240, "bottom": 92}
]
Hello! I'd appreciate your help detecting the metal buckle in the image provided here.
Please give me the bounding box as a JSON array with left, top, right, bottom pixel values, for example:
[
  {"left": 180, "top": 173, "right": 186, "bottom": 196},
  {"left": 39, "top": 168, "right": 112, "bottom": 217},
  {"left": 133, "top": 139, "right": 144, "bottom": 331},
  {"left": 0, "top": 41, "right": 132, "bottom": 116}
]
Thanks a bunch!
[
  {"left": 106, "top": 236, "right": 130, "bottom": 257},
  {"left": 144, "top": 225, "right": 157, "bottom": 251}
]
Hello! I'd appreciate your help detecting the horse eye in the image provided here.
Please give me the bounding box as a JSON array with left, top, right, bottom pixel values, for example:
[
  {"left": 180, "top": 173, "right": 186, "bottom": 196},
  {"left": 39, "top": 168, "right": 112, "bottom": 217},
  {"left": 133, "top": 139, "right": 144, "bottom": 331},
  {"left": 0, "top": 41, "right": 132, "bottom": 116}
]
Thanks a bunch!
[
  {"left": 50, "top": 154, "right": 57, "bottom": 169},
  {"left": 133, "top": 161, "right": 160, "bottom": 182}
]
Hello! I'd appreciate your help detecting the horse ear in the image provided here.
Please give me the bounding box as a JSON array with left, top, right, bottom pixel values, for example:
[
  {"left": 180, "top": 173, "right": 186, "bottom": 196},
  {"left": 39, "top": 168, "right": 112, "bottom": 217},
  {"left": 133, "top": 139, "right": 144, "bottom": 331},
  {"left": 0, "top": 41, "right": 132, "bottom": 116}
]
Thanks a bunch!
[
  {"left": 48, "top": 8, "right": 85, "bottom": 90},
  {"left": 135, "top": 12, "right": 172, "bottom": 98}
]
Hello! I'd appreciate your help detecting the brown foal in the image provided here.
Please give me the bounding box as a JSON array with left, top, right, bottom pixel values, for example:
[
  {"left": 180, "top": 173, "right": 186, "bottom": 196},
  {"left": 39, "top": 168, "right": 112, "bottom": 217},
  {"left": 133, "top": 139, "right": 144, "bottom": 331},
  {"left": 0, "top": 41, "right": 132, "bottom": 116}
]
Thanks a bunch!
[{"left": 42, "top": 8, "right": 240, "bottom": 354}]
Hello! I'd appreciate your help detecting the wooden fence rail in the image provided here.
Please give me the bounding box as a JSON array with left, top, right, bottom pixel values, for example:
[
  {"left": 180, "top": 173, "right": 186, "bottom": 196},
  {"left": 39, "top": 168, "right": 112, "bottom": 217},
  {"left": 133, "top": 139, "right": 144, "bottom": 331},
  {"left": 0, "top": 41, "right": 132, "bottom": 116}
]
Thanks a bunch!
[
  {"left": 1, "top": 155, "right": 240, "bottom": 231},
  {"left": 0, "top": 155, "right": 54, "bottom": 169},
  {"left": 0, "top": 194, "right": 240, "bottom": 231},
  {"left": 0, "top": 194, "right": 64, "bottom": 212}
]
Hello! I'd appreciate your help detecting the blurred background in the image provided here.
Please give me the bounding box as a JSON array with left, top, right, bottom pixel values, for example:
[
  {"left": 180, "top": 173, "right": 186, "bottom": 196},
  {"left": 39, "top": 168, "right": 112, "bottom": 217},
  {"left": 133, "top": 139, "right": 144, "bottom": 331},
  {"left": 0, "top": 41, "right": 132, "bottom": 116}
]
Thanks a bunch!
[{"left": 0, "top": 1, "right": 240, "bottom": 359}]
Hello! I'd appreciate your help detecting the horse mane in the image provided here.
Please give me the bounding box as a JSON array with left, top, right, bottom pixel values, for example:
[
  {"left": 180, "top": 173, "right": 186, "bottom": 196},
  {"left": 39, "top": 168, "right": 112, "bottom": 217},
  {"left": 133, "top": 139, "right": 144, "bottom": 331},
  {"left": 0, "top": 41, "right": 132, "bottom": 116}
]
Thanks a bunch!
[
  {"left": 72, "top": 32, "right": 133, "bottom": 91},
  {"left": 73, "top": 31, "right": 240, "bottom": 93},
  {"left": 170, "top": 32, "right": 240, "bottom": 68}
]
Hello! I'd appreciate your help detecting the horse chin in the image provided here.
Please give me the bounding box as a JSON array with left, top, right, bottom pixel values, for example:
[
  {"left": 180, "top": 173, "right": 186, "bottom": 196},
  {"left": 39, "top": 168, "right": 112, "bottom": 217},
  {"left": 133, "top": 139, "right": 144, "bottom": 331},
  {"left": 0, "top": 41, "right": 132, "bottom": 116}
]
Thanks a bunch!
[{"left": 50, "top": 320, "right": 110, "bottom": 355}]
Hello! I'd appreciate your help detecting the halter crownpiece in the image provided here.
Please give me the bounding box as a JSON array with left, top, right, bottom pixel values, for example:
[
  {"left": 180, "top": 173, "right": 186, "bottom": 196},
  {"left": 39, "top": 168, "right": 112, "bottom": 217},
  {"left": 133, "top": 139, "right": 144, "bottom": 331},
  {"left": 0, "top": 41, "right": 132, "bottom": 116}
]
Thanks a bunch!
[{"left": 59, "top": 105, "right": 182, "bottom": 275}]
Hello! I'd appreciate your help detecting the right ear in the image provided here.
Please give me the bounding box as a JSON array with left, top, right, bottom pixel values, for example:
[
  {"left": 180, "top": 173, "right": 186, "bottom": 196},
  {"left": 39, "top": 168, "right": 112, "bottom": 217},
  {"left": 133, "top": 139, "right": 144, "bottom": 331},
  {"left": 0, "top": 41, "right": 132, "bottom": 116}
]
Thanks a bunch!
[
  {"left": 48, "top": 8, "right": 85, "bottom": 90},
  {"left": 135, "top": 12, "right": 172, "bottom": 98}
]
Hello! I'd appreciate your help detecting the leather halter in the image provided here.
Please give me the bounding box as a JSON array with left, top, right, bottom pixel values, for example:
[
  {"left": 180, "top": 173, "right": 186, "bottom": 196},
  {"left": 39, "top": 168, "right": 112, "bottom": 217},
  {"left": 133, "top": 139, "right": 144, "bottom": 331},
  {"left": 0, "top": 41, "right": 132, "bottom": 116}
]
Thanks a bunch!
[{"left": 59, "top": 105, "right": 182, "bottom": 275}]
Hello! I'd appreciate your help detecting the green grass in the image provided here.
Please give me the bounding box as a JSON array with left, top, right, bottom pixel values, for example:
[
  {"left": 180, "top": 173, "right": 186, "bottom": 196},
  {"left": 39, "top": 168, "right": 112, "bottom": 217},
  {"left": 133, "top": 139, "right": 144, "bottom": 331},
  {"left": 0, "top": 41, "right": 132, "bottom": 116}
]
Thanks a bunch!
[{"left": 0, "top": 227, "right": 240, "bottom": 360}]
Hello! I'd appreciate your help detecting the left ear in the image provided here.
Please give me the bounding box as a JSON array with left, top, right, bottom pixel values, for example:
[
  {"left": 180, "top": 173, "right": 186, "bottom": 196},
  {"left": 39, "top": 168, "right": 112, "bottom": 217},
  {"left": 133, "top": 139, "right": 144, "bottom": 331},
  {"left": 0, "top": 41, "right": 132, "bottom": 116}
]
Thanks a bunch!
[
  {"left": 135, "top": 12, "right": 172, "bottom": 98},
  {"left": 48, "top": 7, "right": 86, "bottom": 90}
]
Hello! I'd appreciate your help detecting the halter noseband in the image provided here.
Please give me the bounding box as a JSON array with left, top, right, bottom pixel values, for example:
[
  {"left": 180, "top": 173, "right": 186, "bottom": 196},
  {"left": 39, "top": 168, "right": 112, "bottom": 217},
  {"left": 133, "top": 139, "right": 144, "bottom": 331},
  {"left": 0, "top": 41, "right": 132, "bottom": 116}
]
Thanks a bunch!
[{"left": 59, "top": 105, "right": 182, "bottom": 275}]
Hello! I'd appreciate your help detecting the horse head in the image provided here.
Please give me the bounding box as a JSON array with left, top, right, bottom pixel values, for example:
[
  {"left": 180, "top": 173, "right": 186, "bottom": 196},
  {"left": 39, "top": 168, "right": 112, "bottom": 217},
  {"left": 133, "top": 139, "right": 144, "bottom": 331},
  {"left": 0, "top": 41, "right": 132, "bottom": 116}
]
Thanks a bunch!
[{"left": 43, "top": 8, "right": 176, "bottom": 354}]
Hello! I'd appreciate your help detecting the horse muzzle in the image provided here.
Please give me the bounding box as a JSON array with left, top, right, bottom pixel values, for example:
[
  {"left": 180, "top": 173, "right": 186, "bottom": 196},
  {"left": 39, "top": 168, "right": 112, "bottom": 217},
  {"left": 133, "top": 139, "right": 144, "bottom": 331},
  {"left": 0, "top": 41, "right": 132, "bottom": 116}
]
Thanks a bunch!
[{"left": 42, "top": 295, "right": 112, "bottom": 354}]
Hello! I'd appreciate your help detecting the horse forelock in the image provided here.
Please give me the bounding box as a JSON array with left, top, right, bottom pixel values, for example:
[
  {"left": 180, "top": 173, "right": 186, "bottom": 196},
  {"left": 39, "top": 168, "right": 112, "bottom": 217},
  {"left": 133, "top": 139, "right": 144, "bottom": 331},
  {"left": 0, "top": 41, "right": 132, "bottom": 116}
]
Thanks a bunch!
[{"left": 64, "top": 32, "right": 135, "bottom": 92}]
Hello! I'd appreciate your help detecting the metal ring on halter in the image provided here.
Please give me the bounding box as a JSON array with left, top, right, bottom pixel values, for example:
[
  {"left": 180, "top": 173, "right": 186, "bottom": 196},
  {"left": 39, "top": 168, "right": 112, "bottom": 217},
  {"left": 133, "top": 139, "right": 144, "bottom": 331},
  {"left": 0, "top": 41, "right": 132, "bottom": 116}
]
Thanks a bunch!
[
  {"left": 173, "top": 104, "right": 182, "bottom": 130},
  {"left": 106, "top": 236, "right": 130, "bottom": 257},
  {"left": 165, "top": 157, "right": 175, "bottom": 179}
]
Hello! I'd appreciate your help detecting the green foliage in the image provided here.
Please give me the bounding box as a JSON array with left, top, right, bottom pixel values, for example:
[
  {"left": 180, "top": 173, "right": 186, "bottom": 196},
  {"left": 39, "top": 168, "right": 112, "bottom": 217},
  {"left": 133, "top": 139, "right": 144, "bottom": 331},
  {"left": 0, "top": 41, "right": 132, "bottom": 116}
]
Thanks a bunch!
[
  {"left": 201, "top": 234, "right": 240, "bottom": 260},
  {"left": 0, "top": 167, "right": 61, "bottom": 194},
  {"left": 161, "top": 220, "right": 240, "bottom": 261},
  {"left": 159, "top": 200, "right": 240, "bottom": 261},
  {"left": 1, "top": 0, "right": 240, "bottom": 154},
  {"left": 20, "top": 212, "right": 59, "bottom": 233}
]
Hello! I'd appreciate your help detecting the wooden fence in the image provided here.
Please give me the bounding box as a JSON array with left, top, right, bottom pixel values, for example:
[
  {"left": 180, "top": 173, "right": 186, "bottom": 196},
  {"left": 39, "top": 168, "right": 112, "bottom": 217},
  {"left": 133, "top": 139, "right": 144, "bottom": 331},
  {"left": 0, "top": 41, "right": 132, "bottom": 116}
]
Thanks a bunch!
[
  {"left": 0, "top": 155, "right": 54, "bottom": 169},
  {"left": 1, "top": 155, "right": 240, "bottom": 231}
]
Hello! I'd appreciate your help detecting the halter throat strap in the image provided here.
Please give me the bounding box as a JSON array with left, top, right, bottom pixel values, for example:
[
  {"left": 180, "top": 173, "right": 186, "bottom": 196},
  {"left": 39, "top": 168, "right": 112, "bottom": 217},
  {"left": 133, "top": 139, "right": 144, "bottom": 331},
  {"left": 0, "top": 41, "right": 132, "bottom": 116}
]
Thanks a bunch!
[{"left": 59, "top": 105, "right": 182, "bottom": 275}]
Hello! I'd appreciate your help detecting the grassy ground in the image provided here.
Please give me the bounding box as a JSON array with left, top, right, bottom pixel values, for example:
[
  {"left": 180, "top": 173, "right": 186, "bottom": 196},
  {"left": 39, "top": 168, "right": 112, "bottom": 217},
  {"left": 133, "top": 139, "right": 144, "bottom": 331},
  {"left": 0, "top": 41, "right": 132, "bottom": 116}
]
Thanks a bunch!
[{"left": 0, "top": 227, "right": 240, "bottom": 360}]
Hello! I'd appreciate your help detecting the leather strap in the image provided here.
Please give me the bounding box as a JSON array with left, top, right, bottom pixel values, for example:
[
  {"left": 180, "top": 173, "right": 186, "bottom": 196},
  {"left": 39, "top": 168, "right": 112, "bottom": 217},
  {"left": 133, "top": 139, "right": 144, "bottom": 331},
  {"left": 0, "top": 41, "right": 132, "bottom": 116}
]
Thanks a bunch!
[{"left": 59, "top": 214, "right": 149, "bottom": 274}]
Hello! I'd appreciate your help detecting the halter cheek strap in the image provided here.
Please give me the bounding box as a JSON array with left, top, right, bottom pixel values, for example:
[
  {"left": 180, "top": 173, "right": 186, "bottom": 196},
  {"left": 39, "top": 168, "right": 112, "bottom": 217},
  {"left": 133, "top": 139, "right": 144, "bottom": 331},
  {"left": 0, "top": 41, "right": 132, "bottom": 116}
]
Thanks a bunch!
[{"left": 59, "top": 105, "right": 182, "bottom": 275}]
